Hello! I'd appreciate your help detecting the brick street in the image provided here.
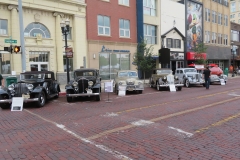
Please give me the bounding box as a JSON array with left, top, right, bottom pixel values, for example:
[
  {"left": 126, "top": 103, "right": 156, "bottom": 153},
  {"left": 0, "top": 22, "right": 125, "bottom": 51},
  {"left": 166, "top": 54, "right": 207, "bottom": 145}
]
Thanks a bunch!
[{"left": 1, "top": 77, "right": 240, "bottom": 160}]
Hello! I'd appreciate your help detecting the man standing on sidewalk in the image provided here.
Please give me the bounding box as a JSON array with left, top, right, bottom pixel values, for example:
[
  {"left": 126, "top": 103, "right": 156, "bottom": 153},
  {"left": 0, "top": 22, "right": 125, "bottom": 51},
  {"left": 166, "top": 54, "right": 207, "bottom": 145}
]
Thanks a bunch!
[
  {"left": 203, "top": 66, "right": 211, "bottom": 89},
  {"left": 0, "top": 73, "right": 4, "bottom": 89}
]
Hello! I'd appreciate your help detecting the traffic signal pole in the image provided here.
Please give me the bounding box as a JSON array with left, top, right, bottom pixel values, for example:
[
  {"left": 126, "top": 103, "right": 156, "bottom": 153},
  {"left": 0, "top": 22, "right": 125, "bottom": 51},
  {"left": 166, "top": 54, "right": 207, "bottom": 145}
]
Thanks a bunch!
[{"left": 18, "top": 0, "right": 26, "bottom": 72}]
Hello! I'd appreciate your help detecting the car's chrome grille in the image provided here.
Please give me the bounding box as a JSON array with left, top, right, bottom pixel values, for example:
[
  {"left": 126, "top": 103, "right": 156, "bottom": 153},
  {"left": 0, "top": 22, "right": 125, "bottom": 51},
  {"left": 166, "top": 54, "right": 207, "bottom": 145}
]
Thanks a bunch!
[
  {"left": 127, "top": 82, "right": 134, "bottom": 85},
  {"left": 15, "top": 83, "right": 28, "bottom": 97},
  {"left": 78, "top": 78, "right": 88, "bottom": 93}
]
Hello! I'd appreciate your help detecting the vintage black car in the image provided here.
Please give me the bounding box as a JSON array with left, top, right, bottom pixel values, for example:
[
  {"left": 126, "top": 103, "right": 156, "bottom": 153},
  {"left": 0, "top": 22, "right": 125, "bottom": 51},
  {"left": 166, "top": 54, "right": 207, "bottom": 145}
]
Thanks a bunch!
[
  {"left": 65, "top": 68, "right": 101, "bottom": 102},
  {"left": 0, "top": 71, "right": 60, "bottom": 109}
]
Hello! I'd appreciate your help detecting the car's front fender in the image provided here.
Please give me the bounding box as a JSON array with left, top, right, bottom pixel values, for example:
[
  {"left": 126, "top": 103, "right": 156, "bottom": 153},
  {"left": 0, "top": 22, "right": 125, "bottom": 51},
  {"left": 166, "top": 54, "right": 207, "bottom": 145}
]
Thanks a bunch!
[
  {"left": 32, "top": 86, "right": 44, "bottom": 93},
  {"left": 92, "top": 83, "right": 101, "bottom": 88},
  {"left": 65, "top": 85, "right": 73, "bottom": 90}
]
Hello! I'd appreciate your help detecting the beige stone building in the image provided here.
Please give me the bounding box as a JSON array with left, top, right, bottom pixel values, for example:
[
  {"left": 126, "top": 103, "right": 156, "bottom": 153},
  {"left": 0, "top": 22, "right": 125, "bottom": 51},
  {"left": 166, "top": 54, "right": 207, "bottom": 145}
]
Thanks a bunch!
[
  {"left": 0, "top": 0, "right": 87, "bottom": 84},
  {"left": 230, "top": 0, "right": 240, "bottom": 23}
]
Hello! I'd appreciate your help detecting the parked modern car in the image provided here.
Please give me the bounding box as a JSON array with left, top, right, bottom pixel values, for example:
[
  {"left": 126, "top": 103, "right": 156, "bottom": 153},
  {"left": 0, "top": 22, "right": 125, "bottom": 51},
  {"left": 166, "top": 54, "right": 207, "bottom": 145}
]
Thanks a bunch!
[
  {"left": 0, "top": 71, "right": 60, "bottom": 109},
  {"left": 65, "top": 68, "right": 101, "bottom": 102},
  {"left": 114, "top": 70, "right": 144, "bottom": 94},
  {"left": 149, "top": 68, "right": 183, "bottom": 91},
  {"left": 175, "top": 68, "right": 205, "bottom": 87}
]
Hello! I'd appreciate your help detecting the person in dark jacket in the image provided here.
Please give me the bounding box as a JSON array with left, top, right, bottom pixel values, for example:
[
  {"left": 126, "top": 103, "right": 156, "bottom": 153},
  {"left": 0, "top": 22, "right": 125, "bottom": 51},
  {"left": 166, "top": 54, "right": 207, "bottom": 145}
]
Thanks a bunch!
[{"left": 203, "top": 66, "right": 211, "bottom": 89}]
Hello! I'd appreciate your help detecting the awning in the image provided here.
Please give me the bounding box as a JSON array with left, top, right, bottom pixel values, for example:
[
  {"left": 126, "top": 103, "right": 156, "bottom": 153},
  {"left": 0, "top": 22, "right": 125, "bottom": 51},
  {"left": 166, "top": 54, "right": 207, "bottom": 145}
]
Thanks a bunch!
[{"left": 187, "top": 52, "right": 207, "bottom": 60}]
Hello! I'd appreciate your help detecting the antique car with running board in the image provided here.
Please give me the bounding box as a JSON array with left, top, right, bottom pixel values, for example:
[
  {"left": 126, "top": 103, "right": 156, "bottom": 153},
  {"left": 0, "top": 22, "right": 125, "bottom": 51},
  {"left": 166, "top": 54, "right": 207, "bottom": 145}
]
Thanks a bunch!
[
  {"left": 0, "top": 71, "right": 60, "bottom": 109},
  {"left": 65, "top": 68, "right": 101, "bottom": 102}
]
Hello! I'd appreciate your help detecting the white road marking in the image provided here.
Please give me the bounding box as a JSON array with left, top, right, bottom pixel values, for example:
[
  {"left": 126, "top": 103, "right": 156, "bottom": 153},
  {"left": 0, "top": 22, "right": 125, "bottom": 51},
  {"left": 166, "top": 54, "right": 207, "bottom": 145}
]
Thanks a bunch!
[
  {"left": 131, "top": 120, "right": 154, "bottom": 126},
  {"left": 228, "top": 92, "right": 240, "bottom": 97},
  {"left": 102, "top": 112, "right": 119, "bottom": 117},
  {"left": 168, "top": 126, "right": 193, "bottom": 137},
  {"left": 25, "top": 109, "right": 132, "bottom": 160}
]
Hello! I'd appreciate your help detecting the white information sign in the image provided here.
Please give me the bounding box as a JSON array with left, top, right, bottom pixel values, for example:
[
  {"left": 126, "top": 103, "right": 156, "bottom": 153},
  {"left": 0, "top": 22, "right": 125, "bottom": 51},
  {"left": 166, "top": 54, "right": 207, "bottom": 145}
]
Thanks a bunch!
[
  {"left": 11, "top": 97, "right": 23, "bottom": 111},
  {"left": 118, "top": 86, "right": 126, "bottom": 96},
  {"left": 169, "top": 84, "right": 176, "bottom": 92},
  {"left": 104, "top": 81, "right": 113, "bottom": 92},
  {"left": 220, "top": 79, "right": 225, "bottom": 85}
]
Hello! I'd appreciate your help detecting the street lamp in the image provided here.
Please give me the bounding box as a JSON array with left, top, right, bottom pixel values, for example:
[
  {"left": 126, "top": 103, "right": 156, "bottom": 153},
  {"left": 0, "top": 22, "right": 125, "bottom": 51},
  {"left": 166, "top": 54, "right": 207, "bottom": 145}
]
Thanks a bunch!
[
  {"left": 60, "top": 19, "right": 70, "bottom": 83},
  {"left": 231, "top": 42, "right": 235, "bottom": 77}
]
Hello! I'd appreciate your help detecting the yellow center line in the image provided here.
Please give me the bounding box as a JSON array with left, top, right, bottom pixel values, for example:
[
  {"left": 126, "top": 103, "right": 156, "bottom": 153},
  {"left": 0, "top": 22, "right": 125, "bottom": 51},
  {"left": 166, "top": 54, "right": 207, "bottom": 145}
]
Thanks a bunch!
[
  {"left": 116, "top": 89, "right": 240, "bottom": 114},
  {"left": 87, "top": 97, "right": 240, "bottom": 140},
  {"left": 195, "top": 112, "right": 240, "bottom": 133}
]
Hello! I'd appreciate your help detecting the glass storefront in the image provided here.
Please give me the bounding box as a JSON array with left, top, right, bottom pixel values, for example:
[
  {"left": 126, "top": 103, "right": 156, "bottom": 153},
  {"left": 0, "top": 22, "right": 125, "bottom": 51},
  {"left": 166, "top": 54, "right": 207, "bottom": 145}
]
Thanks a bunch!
[
  {"left": 99, "top": 52, "right": 130, "bottom": 80},
  {"left": 29, "top": 51, "right": 49, "bottom": 71}
]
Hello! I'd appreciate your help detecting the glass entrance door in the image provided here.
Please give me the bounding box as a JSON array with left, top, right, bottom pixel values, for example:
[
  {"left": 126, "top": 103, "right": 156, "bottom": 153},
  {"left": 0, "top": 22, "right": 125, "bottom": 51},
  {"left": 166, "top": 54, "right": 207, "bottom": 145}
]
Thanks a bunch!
[
  {"left": 30, "top": 62, "right": 48, "bottom": 71},
  {"left": 176, "top": 61, "right": 184, "bottom": 69}
]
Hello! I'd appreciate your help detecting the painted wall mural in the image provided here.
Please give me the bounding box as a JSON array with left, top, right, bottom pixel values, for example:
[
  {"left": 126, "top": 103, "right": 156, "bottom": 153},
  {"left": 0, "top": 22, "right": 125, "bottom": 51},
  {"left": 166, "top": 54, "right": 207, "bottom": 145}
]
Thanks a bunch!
[{"left": 186, "top": 0, "right": 203, "bottom": 51}]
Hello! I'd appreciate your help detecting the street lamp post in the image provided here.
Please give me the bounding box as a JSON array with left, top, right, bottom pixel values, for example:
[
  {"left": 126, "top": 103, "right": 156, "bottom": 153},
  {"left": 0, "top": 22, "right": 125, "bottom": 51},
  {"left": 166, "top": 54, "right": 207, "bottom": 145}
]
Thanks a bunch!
[{"left": 60, "top": 19, "right": 70, "bottom": 83}]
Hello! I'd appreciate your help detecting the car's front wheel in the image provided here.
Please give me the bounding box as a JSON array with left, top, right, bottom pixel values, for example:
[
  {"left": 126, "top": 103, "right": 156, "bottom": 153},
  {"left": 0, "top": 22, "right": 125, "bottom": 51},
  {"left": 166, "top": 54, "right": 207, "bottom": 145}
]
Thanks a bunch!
[
  {"left": 36, "top": 91, "right": 46, "bottom": 108},
  {"left": 185, "top": 80, "right": 190, "bottom": 88},
  {"left": 66, "top": 90, "right": 73, "bottom": 103}
]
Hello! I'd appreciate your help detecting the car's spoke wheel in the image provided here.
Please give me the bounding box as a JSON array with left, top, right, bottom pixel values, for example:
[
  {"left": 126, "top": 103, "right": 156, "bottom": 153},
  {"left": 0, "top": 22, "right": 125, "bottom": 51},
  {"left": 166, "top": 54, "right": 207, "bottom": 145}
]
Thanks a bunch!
[
  {"left": 185, "top": 80, "right": 190, "bottom": 88},
  {"left": 36, "top": 91, "right": 46, "bottom": 108}
]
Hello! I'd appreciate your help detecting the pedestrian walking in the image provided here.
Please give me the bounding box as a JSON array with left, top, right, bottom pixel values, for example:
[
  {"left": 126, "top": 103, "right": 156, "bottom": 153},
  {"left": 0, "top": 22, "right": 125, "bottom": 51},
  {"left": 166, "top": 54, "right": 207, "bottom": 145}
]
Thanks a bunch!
[
  {"left": 0, "top": 73, "right": 4, "bottom": 89},
  {"left": 203, "top": 66, "right": 211, "bottom": 89}
]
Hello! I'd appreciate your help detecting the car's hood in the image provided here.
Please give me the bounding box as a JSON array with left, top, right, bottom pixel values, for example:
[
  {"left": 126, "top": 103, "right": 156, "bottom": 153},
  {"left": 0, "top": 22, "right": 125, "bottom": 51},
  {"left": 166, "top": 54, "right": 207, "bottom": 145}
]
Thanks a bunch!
[
  {"left": 116, "top": 77, "right": 139, "bottom": 81},
  {"left": 186, "top": 72, "right": 198, "bottom": 75},
  {"left": 75, "top": 76, "right": 96, "bottom": 82}
]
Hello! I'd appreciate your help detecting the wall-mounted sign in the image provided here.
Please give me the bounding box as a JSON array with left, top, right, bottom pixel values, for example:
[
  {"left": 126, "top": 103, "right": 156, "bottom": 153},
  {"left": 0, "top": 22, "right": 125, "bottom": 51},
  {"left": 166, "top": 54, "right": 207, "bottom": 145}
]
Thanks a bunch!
[
  {"left": 101, "top": 45, "right": 130, "bottom": 53},
  {"left": 65, "top": 47, "right": 73, "bottom": 58},
  {"left": 170, "top": 52, "right": 184, "bottom": 60}
]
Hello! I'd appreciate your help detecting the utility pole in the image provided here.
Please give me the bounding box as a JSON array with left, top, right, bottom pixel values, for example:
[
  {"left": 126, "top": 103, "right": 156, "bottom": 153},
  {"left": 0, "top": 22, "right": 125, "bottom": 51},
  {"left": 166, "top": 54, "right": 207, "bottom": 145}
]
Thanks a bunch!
[{"left": 18, "top": 0, "right": 26, "bottom": 72}]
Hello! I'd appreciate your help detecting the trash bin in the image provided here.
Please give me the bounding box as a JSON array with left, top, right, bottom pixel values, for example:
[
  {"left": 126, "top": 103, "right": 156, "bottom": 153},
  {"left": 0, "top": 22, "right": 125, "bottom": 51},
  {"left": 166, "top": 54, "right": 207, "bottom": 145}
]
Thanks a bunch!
[
  {"left": 224, "top": 68, "right": 229, "bottom": 77},
  {"left": 6, "top": 76, "right": 17, "bottom": 87}
]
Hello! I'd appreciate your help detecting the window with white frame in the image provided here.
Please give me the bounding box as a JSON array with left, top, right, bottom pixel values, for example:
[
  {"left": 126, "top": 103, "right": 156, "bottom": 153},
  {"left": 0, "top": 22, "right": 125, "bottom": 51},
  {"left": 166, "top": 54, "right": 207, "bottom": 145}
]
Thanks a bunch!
[
  {"left": 0, "top": 19, "right": 7, "bottom": 35},
  {"left": 118, "top": 0, "right": 129, "bottom": 6},
  {"left": 205, "top": 8, "right": 210, "bottom": 22},
  {"left": 205, "top": 31, "right": 210, "bottom": 43},
  {"left": 231, "top": 30, "right": 239, "bottom": 41},
  {"left": 119, "top": 19, "right": 130, "bottom": 38},
  {"left": 212, "top": 32, "right": 216, "bottom": 44},
  {"left": 144, "top": 24, "right": 157, "bottom": 44},
  {"left": 24, "top": 22, "right": 50, "bottom": 38},
  {"left": 225, "top": 15, "right": 228, "bottom": 26},
  {"left": 223, "top": 34, "right": 228, "bottom": 45},
  {"left": 212, "top": 11, "right": 216, "bottom": 23},
  {"left": 143, "top": 0, "right": 156, "bottom": 16},
  {"left": 98, "top": 15, "right": 110, "bottom": 36},
  {"left": 231, "top": 2, "right": 236, "bottom": 12},
  {"left": 166, "top": 38, "right": 181, "bottom": 48},
  {"left": 174, "top": 39, "right": 181, "bottom": 48},
  {"left": 218, "top": 33, "right": 222, "bottom": 44},
  {"left": 218, "top": 13, "right": 222, "bottom": 25}
]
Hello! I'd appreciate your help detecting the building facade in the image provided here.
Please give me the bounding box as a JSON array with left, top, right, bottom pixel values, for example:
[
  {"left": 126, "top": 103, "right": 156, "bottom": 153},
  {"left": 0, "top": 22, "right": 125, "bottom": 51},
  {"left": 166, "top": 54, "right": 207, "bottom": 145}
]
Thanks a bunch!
[
  {"left": 230, "top": 0, "right": 240, "bottom": 23},
  {"left": 0, "top": 0, "right": 87, "bottom": 84},
  {"left": 85, "top": 0, "right": 137, "bottom": 80},
  {"left": 231, "top": 22, "right": 240, "bottom": 69}
]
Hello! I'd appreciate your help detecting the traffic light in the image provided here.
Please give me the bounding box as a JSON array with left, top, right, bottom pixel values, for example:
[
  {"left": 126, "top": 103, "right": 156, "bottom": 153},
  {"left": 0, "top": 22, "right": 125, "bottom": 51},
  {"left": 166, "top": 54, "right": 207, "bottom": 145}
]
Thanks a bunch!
[{"left": 13, "top": 46, "right": 21, "bottom": 53}]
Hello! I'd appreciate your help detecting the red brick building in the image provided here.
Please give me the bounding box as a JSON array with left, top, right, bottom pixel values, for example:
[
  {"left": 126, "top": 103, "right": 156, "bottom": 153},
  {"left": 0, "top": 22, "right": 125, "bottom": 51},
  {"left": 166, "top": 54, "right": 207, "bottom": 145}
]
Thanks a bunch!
[{"left": 85, "top": 0, "right": 137, "bottom": 80}]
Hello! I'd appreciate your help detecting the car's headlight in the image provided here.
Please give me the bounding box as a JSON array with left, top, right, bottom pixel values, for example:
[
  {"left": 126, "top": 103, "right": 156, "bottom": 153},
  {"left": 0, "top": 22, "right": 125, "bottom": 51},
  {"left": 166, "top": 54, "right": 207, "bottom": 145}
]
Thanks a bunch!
[
  {"left": 174, "top": 76, "right": 179, "bottom": 80},
  {"left": 88, "top": 81, "right": 93, "bottom": 86},
  {"left": 73, "top": 82, "right": 78, "bottom": 87},
  {"left": 8, "top": 85, "right": 14, "bottom": 91},
  {"left": 138, "top": 82, "right": 142, "bottom": 85},
  {"left": 119, "top": 81, "right": 123, "bottom": 85},
  {"left": 162, "top": 76, "right": 167, "bottom": 81},
  {"left": 27, "top": 84, "right": 33, "bottom": 90}
]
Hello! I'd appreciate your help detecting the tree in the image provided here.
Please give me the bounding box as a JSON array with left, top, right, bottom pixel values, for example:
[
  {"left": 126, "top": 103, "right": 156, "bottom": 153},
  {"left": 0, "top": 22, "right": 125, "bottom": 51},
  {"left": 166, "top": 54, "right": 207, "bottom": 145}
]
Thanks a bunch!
[
  {"left": 133, "top": 40, "right": 156, "bottom": 84},
  {"left": 193, "top": 43, "right": 208, "bottom": 65}
]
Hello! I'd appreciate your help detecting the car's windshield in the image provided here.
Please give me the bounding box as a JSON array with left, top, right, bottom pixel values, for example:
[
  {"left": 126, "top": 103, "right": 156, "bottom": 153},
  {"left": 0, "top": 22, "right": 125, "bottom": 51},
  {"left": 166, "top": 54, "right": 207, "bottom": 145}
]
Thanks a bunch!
[
  {"left": 184, "top": 69, "right": 197, "bottom": 73},
  {"left": 20, "top": 74, "right": 45, "bottom": 80},
  {"left": 75, "top": 71, "right": 95, "bottom": 77},
  {"left": 118, "top": 71, "right": 138, "bottom": 77},
  {"left": 156, "top": 70, "right": 172, "bottom": 75}
]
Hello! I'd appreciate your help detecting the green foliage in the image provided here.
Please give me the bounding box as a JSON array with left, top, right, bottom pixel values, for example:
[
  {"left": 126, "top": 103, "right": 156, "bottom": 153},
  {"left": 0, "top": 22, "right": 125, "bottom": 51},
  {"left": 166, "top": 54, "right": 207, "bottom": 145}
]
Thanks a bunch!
[
  {"left": 133, "top": 40, "right": 156, "bottom": 82},
  {"left": 193, "top": 43, "right": 208, "bottom": 65}
]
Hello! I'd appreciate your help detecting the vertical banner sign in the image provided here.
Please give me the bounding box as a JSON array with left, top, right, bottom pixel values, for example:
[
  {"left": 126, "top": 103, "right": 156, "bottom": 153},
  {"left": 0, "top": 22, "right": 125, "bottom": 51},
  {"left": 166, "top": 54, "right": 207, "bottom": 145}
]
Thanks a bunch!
[
  {"left": 65, "top": 47, "right": 73, "bottom": 58},
  {"left": 186, "top": 0, "right": 203, "bottom": 52}
]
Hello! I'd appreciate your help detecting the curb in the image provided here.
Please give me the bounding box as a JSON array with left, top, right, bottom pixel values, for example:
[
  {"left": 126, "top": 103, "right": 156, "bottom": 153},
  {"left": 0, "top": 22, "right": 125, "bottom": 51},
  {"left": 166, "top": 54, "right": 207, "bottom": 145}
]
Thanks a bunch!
[{"left": 59, "top": 92, "right": 66, "bottom": 96}]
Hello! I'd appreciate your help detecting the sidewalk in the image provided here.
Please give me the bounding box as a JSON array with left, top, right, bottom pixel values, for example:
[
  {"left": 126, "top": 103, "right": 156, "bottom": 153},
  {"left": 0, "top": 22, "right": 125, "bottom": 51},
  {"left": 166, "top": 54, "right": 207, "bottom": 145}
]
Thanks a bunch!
[{"left": 59, "top": 73, "right": 239, "bottom": 96}]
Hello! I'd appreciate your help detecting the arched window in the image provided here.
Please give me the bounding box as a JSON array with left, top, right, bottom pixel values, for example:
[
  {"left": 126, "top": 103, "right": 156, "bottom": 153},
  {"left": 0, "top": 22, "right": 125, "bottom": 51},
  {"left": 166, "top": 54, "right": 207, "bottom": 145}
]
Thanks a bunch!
[{"left": 24, "top": 22, "right": 50, "bottom": 38}]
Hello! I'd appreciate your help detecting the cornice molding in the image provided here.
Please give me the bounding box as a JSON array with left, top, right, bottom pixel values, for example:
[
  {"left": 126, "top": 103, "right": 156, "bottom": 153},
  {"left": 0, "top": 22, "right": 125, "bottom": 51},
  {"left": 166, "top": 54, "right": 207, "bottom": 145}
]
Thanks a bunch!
[{"left": 74, "top": 14, "right": 86, "bottom": 19}]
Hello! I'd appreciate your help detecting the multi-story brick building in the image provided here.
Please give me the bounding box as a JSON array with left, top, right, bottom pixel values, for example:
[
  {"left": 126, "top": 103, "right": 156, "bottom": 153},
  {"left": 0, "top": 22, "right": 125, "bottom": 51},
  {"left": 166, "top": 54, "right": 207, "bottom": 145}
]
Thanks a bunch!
[{"left": 85, "top": 0, "right": 137, "bottom": 80}]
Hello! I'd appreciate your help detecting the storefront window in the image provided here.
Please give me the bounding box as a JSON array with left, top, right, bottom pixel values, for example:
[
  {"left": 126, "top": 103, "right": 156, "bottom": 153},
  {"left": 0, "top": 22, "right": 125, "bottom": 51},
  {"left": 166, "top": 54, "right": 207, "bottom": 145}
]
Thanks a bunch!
[
  {"left": 24, "top": 22, "right": 51, "bottom": 38},
  {"left": 0, "top": 53, "right": 11, "bottom": 74},
  {"left": 63, "top": 56, "right": 73, "bottom": 72},
  {"left": 99, "top": 53, "right": 130, "bottom": 80}
]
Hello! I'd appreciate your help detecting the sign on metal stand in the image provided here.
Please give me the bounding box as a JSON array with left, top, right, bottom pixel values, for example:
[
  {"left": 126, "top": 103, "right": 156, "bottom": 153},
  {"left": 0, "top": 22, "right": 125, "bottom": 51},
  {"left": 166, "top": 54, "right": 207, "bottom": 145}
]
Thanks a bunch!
[
  {"left": 104, "top": 80, "right": 113, "bottom": 103},
  {"left": 11, "top": 97, "right": 23, "bottom": 111},
  {"left": 118, "top": 86, "right": 126, "bottom": 96},
  {"left": 220, "top": 79, "right": 225, "bottom": 85},
  {"left": 169, "top": 84, "right": 176, "bottom": 92}
]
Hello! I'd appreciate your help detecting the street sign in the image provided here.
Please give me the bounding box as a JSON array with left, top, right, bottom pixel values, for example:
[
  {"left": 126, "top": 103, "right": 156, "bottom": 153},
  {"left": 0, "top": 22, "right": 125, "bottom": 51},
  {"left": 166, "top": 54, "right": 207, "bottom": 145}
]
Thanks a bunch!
[
  {"left": 5, "top": 39, "right": 17, "bottom": 43},
  {"left": 65, "top": 47, "right": 73, "bottom": 58}
]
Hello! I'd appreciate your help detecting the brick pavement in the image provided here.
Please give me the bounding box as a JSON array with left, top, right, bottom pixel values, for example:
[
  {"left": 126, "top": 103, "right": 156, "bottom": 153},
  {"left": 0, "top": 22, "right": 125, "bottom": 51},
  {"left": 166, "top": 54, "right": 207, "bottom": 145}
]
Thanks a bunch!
[{"left": 1, "top": 77, "right": 240, "bottom": 159}]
